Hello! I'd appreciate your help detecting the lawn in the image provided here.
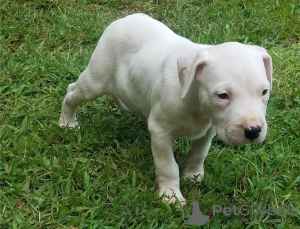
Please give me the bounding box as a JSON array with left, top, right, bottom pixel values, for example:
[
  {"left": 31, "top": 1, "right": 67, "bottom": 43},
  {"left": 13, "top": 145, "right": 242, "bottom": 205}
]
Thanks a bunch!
[{"left": 0, "top": 0, "right": 299, "bottom": 228}]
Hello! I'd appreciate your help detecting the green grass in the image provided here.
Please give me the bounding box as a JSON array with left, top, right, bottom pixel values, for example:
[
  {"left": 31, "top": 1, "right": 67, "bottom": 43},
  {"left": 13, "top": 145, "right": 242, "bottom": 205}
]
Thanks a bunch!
[{"left": 1, "top": 0, "right": 299, "bottom": 228}]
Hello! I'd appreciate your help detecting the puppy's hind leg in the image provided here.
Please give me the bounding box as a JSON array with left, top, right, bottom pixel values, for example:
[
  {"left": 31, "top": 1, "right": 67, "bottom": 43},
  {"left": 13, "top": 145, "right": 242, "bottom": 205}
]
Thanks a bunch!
[{"left": 59, "top": 67, "right": 110, "bottom": 127}]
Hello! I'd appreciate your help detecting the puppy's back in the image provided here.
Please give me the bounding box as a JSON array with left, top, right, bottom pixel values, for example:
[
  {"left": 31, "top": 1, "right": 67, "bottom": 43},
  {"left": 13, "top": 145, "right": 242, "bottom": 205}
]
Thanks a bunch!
[{"left": 98, "top": 14, "right": 175, "bottom": 54}]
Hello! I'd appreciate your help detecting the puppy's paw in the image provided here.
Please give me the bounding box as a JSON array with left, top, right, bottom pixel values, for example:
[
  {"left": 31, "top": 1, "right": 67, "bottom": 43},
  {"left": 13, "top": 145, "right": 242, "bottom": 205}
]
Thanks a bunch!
[
  {"left": 159, "top": 185, "right": 186, "bottom": 206},
  {"left": 183, "top": 170, "right": 204, "bottom": 183},
  {"left": 59, "top": 115, "right": 79, "bottom": 128},
  {"left": 162, "top": 194, "right": 187, "bottom": 207}
]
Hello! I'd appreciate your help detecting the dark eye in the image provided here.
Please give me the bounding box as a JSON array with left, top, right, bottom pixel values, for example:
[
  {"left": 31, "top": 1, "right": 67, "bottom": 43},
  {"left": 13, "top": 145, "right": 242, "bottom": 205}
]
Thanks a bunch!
[
  {"left": 218, "top": 93, "right": 229, "bottom": 100},
  {"left": 262, "top": 89, "right": 268, "bottom": 96}
]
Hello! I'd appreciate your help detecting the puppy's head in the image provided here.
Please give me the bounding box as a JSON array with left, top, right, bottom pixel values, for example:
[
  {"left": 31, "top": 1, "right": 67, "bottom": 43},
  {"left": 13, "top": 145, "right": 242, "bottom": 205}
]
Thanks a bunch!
[{"left": 178, "top": 42, "right": 272, "bottom": 145}]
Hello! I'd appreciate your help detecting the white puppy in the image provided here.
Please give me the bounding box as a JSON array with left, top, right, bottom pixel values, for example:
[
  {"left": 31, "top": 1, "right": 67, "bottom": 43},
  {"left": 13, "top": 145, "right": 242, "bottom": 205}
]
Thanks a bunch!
[{"left": 59, "top": 13, "right": 272, "bottom": 204}]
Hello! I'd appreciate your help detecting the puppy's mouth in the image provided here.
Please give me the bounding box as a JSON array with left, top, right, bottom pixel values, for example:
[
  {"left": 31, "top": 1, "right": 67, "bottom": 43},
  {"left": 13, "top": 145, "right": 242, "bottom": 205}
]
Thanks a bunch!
[{"left": 216, "top": 128, "right": 265, "bottom": 146}]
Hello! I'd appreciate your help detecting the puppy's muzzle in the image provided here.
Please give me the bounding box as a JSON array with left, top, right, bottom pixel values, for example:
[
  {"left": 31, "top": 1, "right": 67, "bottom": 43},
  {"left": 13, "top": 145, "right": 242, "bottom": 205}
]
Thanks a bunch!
[{"left": 244, "top": 125, "right": 262, "bottom": 141}]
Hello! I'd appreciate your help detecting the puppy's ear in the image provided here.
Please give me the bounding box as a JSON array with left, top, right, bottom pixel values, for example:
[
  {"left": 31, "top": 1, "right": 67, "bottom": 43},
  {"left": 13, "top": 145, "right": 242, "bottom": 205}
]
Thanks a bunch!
[
  {"left": 177, "top": 54, "right": 207, "bottom": 99},
  {"left": 262, "top": 53, "right": 272, "bottom": 90},
  {"left": 253, "top": 47, "right": 273, "bottom": 90}
]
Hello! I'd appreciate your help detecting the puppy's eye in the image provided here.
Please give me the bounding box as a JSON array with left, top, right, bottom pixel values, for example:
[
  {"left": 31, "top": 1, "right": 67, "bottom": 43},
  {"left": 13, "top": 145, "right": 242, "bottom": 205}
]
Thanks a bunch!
[
  {"left": 262, "top": 89, "right": 268, "bottom": 96},
  {"left": 218, "top": 93, "right": 229, "bottom": 100}
]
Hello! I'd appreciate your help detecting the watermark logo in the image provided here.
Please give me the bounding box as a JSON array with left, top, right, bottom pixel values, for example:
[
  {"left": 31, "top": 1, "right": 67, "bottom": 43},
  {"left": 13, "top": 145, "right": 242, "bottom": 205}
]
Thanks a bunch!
[
  {"left": 181, "top": 201, "right": 299, "bottom": 227},
  {"left": 180, "top": 201, "right": 209, "bottom": 227},
  {"left": 213, "top": 204, "right": 298, "bottom": 217}
]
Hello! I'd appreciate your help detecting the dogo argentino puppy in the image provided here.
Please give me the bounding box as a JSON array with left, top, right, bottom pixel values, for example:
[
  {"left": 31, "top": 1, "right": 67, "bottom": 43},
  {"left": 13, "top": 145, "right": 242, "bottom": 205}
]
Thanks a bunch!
[{"left": 59, "top": 13, "right": 272, "bottom": 205}]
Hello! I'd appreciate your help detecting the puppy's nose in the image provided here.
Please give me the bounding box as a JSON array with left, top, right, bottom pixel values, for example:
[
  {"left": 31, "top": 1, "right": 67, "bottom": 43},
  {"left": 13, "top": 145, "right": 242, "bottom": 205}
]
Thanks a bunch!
[{"left": 244, "top": 125, "right": 261, "bottom": 141}]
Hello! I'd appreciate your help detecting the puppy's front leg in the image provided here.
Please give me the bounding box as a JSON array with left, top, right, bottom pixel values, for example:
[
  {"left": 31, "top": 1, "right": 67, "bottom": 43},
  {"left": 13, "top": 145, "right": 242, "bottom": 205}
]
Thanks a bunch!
[
  {"left": 148, "top": 120, "right": 186, "bottom": 205},
  {"left": 183, "top": 126, "right": 216, "bottom": 182}
]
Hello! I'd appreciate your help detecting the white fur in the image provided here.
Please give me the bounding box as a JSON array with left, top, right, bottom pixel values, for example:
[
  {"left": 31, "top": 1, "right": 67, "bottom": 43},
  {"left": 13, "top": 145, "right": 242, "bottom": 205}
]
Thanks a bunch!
[{"left": 59, "top": 13, "right": 272, "bottom": 205}]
